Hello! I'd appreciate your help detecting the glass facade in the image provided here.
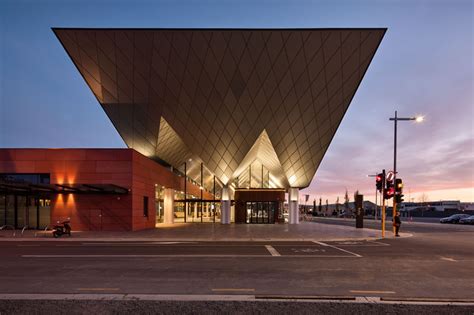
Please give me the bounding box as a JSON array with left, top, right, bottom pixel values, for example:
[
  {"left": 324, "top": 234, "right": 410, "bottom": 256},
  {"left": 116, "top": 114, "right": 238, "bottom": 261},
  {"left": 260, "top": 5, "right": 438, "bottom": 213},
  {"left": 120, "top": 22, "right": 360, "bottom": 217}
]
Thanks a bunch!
[
  {"left": 155, "top": 186, "right": 164, "bottom": 224},
  {"left": 0, "top": 173, "right": 51, "bottom": 229},
  {"left": 245, "top": 202, "right": 278, "bottom": 224}
]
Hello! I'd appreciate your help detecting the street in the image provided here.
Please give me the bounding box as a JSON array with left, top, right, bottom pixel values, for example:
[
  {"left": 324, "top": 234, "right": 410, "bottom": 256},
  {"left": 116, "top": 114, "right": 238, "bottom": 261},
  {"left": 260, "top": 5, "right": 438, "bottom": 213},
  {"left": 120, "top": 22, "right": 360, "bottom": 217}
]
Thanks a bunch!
[{"left": 0, "top": 220, "right": 473, "bottom": 300}]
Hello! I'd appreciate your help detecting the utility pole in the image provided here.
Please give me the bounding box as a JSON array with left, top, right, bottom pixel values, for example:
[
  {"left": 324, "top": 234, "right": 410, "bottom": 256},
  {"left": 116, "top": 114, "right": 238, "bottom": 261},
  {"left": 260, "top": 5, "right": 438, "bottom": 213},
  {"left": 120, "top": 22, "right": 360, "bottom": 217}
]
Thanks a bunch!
[
  {"left": 389, "top": 111, "right": 423, "bottom": 235},
  {"left": 382, "top": 169, "right": 386, "bottom": 238}
]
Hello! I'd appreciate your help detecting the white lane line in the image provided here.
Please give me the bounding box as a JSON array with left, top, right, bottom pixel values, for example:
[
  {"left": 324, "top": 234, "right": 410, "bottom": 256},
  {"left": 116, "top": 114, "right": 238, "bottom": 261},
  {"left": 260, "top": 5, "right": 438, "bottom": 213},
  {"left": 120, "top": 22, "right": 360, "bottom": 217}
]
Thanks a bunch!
[
  {"left": 313, "top": 241, "right": 362, "bottom": 258},
  {"left": 440, "top": 256, "right": 457, "bottom": 262},
  {"left": 265, "top": 245, "right": 281, "bottom": 256},
  {"left": 211, "top": 288, "right": 255, "bottom": 292},
  {"left": 77, "top": 288, "right": 120, "bottom": 291},
  {"left": 17, "top": 245, "right": 40, "bottom": 247},
  {"left": 82, "top": 241, "right": 196, "bottom": 246},
  {"left": 350, "top": 290, "right": 396, "bottom": 294},
  {"left": 21, "top": 254, "right": 357, "bottom": 258},
  {"left": 333, "top": 241, "right": 390, "bottom": 247}
]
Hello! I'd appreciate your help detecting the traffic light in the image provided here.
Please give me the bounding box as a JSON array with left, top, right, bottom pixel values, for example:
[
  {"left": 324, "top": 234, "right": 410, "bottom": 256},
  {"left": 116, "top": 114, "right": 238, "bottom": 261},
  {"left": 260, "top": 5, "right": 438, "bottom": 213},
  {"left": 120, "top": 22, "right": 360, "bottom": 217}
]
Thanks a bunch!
[
  {"left": 395, "top": 178, "right": 403, "bottom": 193},
  {"left": 376, "top": 173, "right": 384, "bottom": 192},
  {"left": 395, "top": 193, "right": 404, "bottom": 203},
  {"left": 384, "top": 177, "right": 394, "bottom": 199},
  {"left": 395, "top": 178, "right": 404, "bottom": 203},
  {"left": 384, "top": 187, "right": 394, "bottom": 199}
]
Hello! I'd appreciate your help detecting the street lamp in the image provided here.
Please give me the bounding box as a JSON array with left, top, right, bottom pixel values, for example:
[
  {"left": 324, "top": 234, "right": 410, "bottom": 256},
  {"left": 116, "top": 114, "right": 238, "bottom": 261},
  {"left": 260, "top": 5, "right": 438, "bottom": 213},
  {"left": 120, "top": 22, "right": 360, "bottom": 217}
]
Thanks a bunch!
[{"left": 389, "top": 110, "right": 424, "bottom": 234}]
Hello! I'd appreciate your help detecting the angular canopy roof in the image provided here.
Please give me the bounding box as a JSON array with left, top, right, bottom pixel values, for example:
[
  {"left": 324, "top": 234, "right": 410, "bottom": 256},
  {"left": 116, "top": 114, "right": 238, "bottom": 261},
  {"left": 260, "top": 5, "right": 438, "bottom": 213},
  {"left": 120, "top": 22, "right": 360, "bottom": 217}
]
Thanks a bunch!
[{"left": 54, "top": 28, "right": 385, "bottom": 189}]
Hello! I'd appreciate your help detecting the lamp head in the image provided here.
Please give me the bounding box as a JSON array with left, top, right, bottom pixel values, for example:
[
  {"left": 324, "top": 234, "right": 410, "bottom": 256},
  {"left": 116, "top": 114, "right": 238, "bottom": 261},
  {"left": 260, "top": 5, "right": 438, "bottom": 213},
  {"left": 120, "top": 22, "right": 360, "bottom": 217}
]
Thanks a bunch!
[{"left": 415, "top": 116, "right": 424, "bottom": 123}]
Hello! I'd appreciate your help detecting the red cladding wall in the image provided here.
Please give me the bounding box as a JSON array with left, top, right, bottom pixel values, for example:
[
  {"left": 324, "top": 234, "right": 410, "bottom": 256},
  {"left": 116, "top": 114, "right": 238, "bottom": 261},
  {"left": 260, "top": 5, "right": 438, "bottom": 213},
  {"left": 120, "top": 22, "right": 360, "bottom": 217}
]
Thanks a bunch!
[{"left": 0, "top": 149, "right": 213, "bottom": 231}]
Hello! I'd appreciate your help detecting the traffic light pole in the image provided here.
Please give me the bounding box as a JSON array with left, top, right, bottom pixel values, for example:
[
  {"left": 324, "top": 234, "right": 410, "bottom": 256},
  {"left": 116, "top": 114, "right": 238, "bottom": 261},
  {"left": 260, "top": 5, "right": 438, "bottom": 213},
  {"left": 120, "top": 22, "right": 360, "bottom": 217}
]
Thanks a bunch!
[
  {"left": 375, "top": 187, "right": 378, "bottom": 221},
  {"left": 393, "top": 110, "right": 398, "bottom": 235},
  {"left": 382, "top": 169, "right": 386, "bottom": 238}
]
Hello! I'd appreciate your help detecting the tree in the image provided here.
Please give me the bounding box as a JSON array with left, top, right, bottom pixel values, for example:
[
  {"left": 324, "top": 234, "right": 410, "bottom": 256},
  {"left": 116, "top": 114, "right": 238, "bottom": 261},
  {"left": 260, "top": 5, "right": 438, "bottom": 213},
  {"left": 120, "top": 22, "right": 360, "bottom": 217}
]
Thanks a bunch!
[
  {"left": 318, "top": 198, "right": 322, "bottom": 214},
  {"left": 312, "top": 199, "right": 317, "bottom": 216},
  {"left": 325, "top": 199, "right": 329, "bottom": 214},
  {"left": 336, "top": 196, "right": 340, "bottom": 212},
  {"left": 419, "top": 193, "right": 429, "bottom": 204},
  {"left": 344, "top": 189, "right": 350, "bottom": 211}
]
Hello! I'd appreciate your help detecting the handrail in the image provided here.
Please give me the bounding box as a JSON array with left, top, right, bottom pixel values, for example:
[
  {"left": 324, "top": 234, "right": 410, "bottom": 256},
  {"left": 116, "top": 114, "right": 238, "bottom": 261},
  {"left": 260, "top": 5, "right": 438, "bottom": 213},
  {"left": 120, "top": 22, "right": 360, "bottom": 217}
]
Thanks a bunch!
[
  {"left": 21, "top": 225, "right": 28, "bottom": 236},
  {"left": 0, "top": 225, "right": 16, "bottom": 237},
  {"left": 35, "top": 225, "right": 52, "bottom": 238}
]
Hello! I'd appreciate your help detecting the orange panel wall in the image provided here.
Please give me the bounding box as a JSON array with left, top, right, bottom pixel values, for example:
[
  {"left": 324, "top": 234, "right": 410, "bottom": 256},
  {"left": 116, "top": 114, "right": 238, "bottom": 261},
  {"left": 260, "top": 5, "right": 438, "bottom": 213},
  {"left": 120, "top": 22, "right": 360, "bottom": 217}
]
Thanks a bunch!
[{"left": 0, "top": 149, "right": 215, "bottom": 231}]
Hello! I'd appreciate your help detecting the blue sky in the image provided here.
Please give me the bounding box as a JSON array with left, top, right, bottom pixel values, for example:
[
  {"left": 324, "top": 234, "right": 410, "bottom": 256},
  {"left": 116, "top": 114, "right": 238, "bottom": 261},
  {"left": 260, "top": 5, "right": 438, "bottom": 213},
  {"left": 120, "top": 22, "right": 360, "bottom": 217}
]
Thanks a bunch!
[{"left": 1, "top": 0, "right": 473, "bottom": 202}]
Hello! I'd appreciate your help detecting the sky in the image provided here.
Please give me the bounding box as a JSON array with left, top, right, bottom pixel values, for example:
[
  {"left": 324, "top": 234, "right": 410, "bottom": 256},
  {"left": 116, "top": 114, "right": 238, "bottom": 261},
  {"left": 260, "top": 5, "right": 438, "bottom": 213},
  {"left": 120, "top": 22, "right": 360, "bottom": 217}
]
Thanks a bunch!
[{"left": 0, "top": 0, "right": 473, "bottom": 203}]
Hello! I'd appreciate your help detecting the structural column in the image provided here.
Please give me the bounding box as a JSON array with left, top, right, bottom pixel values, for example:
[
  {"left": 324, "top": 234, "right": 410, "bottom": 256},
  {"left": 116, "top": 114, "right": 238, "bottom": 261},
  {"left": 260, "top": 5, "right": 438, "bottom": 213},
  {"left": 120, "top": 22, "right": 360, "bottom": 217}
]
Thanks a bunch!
[
  {"left": 163, "top": 188, "right": 175, "bottom": 224},
  {"left": 288, "top": 187, "right": 299, "bottom": 224},
  {"left": 221, "top": 186, "right": 231, "bottom": 224}
]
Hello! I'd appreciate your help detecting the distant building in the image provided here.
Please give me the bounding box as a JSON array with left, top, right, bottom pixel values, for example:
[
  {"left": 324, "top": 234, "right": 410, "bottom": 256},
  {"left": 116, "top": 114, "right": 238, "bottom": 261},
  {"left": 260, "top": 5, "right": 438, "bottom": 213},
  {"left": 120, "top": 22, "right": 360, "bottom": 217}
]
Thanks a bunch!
[
  {"left": 461, "top": 202, "right": 474, "bottom": 211},
  {"left": 399, "top": 200, "right": 461, "bottom": 212}
]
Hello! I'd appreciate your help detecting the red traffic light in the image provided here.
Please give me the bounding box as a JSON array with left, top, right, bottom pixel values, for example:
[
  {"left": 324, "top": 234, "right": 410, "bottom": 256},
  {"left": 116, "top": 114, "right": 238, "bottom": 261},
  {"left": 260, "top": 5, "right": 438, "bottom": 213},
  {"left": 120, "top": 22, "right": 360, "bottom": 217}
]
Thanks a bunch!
[
  {"left": 376, "top": 173, "right": 384, "bottom": 192},
  {"left": 384, "top": 187, "right": 395, "bottom": 199}
]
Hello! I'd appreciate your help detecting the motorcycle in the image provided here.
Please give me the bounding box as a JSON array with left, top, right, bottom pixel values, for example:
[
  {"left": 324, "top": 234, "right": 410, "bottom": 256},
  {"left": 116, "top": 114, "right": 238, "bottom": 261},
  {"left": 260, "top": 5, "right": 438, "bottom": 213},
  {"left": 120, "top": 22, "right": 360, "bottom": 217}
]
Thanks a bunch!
[{"left": 52, "top": 220, "right": 72, "bottom": 238}]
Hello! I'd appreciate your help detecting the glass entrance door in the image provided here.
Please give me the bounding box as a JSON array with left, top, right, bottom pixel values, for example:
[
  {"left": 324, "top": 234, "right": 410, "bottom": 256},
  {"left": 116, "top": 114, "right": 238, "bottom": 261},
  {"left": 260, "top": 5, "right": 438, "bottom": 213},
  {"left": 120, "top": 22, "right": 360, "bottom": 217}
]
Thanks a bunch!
[{"left": 246, "top": 202, "right": 277, "bottom": 224}]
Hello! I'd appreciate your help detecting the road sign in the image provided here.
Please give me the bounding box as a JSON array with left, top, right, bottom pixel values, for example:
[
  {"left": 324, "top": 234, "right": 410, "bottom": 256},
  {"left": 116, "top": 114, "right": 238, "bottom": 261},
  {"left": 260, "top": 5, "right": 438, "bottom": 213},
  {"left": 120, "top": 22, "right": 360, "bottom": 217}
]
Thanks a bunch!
[{"left": 386, "top": 171, "right": 395, "bottom": 182}]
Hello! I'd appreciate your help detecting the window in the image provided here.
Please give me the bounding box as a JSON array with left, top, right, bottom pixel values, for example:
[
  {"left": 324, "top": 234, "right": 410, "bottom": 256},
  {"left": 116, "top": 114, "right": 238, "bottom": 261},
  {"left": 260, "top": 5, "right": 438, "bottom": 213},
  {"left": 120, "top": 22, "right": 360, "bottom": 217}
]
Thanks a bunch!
[
  {"left": 143, "top": 196, "right": 149, "bottom": 217},
  {"left": 0, "top": 173, "right": 50, "bottom": 184}
]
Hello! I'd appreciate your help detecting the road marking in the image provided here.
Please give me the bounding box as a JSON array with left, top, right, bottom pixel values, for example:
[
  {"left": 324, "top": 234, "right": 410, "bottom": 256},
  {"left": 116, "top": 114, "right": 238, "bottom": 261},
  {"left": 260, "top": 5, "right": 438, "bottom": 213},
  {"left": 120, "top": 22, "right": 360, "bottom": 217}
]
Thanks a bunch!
[
  {"left": 440, "top": 257, "right": 457, "bottom": 262},
  {"left": 22, "top": 254, "right": 358, "bottom": 258},
  {"left": 291, "top": 248, "right": 326, "bottom": 253},
  {"left": 82, "top": 241, "right": 196, "bottom": 246},
  {"left": 313, "top": 241, "right": 362, "bottom": 258},
  {"left": 77, "top": 288, "right": 120, "bottom": 291},
  {"left": 350, "top": 290, "right": 396, "bottom": 294},
  {"left": 265, "top": 245, "right": 281, "bottom": 256},
  {"left": 17, "top": 245, "right": 40, "bottom": 247},
  {"left": 334, "top": 241, "right": 390, "bottom": 247},
  {"left": 212, "top": 288, "right": 255, "bottom": 292}
]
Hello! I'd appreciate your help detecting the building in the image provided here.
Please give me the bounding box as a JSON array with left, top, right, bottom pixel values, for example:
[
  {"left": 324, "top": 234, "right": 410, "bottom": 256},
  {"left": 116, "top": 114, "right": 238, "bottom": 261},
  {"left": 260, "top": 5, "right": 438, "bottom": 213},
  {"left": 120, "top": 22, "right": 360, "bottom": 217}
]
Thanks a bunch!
[
  {"left": 399, "top": 200, "right": 461, "bottom": 213},
  {"left": 0, "top": 28, "right": 385, "bottom": 230}
]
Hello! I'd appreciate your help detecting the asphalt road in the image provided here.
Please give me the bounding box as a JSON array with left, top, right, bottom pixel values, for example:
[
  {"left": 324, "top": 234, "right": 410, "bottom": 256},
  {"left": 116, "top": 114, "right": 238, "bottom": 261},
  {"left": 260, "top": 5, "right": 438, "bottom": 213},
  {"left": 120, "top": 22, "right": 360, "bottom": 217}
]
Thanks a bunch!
[{"left": 0, "top": 220, "right": 473, "bottom": 301}]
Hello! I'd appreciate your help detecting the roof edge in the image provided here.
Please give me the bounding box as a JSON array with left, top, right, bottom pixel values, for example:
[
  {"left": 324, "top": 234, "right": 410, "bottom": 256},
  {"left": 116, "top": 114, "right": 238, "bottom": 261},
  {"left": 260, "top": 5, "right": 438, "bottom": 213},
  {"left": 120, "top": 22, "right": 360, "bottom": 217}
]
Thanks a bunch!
[{"left": 51, "top": 27, "right": 388, "bottom": 32}]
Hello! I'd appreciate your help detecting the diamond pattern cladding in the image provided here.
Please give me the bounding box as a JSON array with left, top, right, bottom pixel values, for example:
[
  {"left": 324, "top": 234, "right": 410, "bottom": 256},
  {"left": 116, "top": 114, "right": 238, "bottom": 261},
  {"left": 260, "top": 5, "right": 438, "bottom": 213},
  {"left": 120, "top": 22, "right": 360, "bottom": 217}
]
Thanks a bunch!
[{"left": 54, "top": 28, "right": 385, "bottom": 188}]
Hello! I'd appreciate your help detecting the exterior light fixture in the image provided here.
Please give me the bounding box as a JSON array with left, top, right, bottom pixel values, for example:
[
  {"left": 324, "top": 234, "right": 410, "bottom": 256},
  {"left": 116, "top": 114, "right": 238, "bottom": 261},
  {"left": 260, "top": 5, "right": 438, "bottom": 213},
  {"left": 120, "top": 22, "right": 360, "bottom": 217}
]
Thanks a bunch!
[
  {"left": 415, "top": 116, "right": 424, "bottom": 123},
  {"left": 289, "top": 175, "right": 297, "bottom": 185}
]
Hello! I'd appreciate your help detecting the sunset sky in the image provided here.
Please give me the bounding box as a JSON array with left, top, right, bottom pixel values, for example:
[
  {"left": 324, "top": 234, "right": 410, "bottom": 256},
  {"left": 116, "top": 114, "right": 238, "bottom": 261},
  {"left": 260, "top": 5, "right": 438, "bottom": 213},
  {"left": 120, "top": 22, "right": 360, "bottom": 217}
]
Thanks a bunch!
[{"left": 1, "top": 0, "right": 473, "bottom": 203}]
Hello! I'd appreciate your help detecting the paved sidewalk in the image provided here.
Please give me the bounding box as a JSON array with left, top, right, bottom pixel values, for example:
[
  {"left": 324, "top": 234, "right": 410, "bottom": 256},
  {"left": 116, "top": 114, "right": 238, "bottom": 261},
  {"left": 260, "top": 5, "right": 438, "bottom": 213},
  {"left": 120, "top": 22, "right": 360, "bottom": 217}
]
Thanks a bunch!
[{"left": 0, "top": 221, "right": 407, "bottom": 241}]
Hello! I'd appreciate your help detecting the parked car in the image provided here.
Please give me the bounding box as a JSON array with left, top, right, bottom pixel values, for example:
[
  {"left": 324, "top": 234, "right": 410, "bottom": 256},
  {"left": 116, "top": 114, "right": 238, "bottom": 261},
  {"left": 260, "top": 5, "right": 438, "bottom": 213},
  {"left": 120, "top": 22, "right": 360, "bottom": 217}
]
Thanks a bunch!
[
  {"left": 459, "top": 215, "right": 474, "bottom": 224},
  {"left": 439, "top": 214, "right": 470, "bottom": 224}
]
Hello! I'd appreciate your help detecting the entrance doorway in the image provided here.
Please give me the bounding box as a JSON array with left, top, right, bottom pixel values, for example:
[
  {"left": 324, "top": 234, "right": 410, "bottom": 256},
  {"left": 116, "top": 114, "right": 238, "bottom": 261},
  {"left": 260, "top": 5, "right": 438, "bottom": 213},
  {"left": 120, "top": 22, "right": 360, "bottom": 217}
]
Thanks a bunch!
[
  {"left": 246, "top": 201, "right": 277, "bottom": 224},
  {"left": 0, "top": 194, "right": 51, "bottom": 229}
]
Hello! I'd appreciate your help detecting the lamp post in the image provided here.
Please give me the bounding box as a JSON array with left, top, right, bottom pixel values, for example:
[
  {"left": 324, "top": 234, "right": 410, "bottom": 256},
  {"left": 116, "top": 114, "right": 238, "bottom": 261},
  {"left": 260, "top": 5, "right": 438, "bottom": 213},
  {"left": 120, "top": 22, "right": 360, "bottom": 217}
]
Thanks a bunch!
[{"left": 389, "top": 111, "right": 423, "bottom": 234}]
